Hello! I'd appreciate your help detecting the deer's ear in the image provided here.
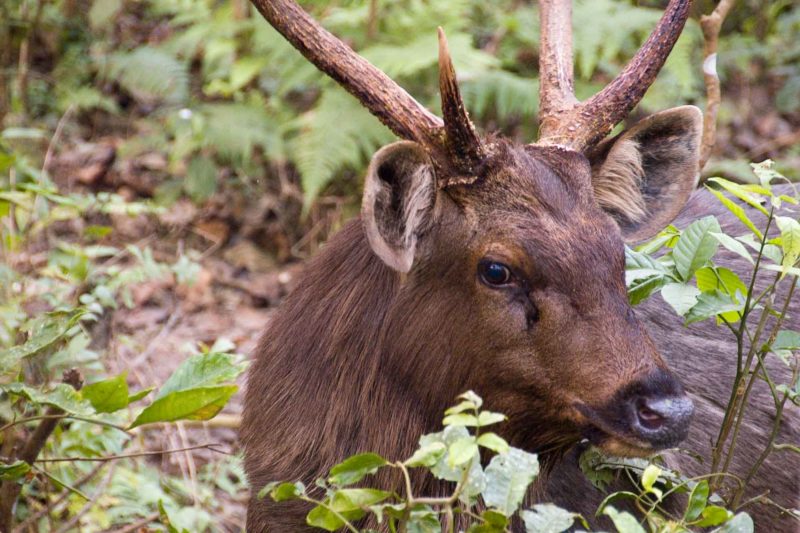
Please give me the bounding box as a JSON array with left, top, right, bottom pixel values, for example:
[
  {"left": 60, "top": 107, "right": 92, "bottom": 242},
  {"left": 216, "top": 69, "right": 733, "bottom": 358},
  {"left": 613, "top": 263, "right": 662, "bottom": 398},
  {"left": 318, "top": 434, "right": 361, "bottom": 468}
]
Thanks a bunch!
[
  {"left": 362, "top": 141, "right": 438, "bottom": 273},
  {"left": 588, "top": 106, "right": 703, "bottom": 243}
]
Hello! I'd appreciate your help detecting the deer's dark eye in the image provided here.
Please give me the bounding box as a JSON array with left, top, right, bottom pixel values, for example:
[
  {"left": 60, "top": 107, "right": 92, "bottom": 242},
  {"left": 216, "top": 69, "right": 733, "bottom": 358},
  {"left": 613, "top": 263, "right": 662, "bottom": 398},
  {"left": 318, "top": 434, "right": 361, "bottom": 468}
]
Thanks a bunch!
[{"left": 479, "top": 260, "right": 513, "bottom": 287}]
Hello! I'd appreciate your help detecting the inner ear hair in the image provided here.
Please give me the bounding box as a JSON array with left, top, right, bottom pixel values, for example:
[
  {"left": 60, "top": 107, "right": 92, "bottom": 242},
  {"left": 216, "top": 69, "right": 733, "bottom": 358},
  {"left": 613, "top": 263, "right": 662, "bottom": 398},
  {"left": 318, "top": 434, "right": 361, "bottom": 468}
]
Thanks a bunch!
[
  {"left": 591, "top": 138, "right": 648, "bottom": 225},
  {"left": 362, "top": 141, "right": 437, "bottom": 273}
]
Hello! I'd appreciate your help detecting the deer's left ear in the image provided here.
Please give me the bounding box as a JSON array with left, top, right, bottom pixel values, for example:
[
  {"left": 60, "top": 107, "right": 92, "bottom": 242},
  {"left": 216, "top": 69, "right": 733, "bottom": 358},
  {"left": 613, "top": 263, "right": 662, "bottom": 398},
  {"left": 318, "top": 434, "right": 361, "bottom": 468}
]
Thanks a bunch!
[{"left": 588, "top": 106, "right": 703, "bottom": 243}]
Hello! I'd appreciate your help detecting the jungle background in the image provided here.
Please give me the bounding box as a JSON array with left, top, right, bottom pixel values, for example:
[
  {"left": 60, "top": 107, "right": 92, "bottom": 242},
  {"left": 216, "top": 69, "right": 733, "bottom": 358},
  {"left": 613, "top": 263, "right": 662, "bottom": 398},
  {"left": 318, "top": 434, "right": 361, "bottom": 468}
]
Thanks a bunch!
[{"left": 0, "top": 0, "right": 798, "bottom": 531}]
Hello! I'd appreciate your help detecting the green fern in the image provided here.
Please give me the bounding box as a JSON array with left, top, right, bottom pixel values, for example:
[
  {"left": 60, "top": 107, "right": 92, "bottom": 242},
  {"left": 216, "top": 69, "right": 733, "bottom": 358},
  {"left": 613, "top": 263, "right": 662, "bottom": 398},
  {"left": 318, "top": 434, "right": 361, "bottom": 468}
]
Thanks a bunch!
[
  {"left": 104, "top": 47, "right": 189, "bottom": 106},
  {"left": 462, "top": 70, "right": 538, "bottom": 121},
  {"left": 572, "top": 0, "right": 661, "bottom": 81},
  {"left": 290, "top": 87, "right": 395, "bottom": 207},
  {"left": 198, "top": 101, "right": 283, "bottom": 163},
  {"left": 362, "top": 32, "right": 497, "bottom": 80}
]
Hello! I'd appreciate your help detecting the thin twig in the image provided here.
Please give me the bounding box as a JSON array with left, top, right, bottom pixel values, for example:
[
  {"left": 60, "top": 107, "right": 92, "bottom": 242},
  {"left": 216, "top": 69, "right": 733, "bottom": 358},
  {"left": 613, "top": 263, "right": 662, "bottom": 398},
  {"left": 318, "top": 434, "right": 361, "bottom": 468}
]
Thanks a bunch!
[
  {"left": 699, "top": 0, "right": 736, "bottom": 170},
  {"left": 105, "top": 512, "right": 160, "bottom": 533},
  {"left": 0, "top": 370, "right": 83, "bottom": 532},
  {"left": 52, "top": 463, "right": 117, "bottom": 533},
  {"left": 35, "top": 442, "right": 228, "bottom": 463},
  {"left": 12, "top": 462, "right": 106, "bottom": 532}
]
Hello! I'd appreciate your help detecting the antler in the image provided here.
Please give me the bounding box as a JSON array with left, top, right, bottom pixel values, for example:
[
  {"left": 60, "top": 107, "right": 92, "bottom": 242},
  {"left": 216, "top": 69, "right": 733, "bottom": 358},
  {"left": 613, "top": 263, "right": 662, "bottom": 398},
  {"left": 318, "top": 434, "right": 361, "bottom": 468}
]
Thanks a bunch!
[
  {"left": 537, "top": 0, "right": 692, "bottom": 151},
  {"left": 249, "top": 0, "right": 483, "bottom": 183}
]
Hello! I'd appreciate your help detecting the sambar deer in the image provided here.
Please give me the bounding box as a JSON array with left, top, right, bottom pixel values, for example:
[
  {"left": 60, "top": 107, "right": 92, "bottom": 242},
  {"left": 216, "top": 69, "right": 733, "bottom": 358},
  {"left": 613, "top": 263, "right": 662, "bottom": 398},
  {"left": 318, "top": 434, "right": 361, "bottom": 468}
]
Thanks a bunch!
[{"left": 241, "top": 0, "right": 799, "bottom": 530}]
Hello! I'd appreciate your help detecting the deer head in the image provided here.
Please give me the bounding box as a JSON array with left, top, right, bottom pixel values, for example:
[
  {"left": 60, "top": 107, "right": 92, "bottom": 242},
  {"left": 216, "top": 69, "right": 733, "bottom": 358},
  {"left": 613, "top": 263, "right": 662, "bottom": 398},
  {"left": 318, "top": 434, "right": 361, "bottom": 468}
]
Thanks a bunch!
[{"left": 250, "top": 0, "right": 700, "bottom": 456}]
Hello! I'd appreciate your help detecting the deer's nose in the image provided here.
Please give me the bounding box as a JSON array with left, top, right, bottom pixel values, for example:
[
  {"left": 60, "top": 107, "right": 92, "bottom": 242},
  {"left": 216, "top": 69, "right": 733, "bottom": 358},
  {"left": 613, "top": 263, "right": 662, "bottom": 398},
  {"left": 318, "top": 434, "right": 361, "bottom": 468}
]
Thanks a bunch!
[{"left": 623, "top": 370, "right": 694, "bottom": 449}]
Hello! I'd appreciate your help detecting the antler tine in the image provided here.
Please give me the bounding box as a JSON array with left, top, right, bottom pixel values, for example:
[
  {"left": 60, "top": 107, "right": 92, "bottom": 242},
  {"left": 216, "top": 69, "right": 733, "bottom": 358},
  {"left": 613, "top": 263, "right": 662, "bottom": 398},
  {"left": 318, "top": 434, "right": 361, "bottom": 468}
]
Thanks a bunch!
[
  {"left": 438, "top": 27, "right": 485, "bottom": 178},
  {"left": 250, "top": 0, "right": 447, "bottom": 157},
  {"left": 538, "top": 0, "right": 578, "bottom": 130},
  {"left": 537, "top": 0, "right": 692, "bottom": 151}
]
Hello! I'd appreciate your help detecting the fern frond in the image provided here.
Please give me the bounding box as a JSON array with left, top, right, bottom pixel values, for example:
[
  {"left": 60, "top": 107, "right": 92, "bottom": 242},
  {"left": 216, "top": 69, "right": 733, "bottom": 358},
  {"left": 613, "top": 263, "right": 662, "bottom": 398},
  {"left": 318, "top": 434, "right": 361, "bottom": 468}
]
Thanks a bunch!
[
  {"left": 461, "top": 71, "right": 538, "bottom": 121},
  {"left": 362, "top": 32, "right": 497, "bottom": 79},
  {"left": 572, "top": 0, "right": 660, "bottom": 80},
  {"left": 290, "top": 87, "right": 395, "bottom": 206},
  {"left": 199, "top": 101, "right": 283, "bottom": 162},
  {"left": 104, "top": 47, "right": 189, "bottom": 106}
]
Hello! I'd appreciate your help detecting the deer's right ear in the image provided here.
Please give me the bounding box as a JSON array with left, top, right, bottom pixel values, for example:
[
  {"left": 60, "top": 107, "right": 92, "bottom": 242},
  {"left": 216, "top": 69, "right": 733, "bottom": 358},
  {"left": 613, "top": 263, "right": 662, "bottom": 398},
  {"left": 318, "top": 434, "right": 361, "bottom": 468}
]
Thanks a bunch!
[{"left": 362, "top": 141, "right": 438, "bottom": 273}]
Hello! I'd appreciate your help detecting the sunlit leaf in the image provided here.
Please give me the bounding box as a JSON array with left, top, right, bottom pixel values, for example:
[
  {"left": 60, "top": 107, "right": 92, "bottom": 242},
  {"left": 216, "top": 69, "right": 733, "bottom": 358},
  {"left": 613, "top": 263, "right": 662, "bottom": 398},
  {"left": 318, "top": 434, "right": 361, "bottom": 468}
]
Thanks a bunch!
[
  {"left": 521, "top": 504, "right": 577, "bottom": 533},
  {"left": 328, "top": 453, "right": 387, "bottom": 486},
  {"left": 483, "top": 448, "right": 539, "bottom": 516},
  {"left": 3, "top": 382, "right": 95, "bottom": 416},
  {"left": 684, "top": 480, "right": 709, "bottom": 522},
  {"left": 82, "top": 372, "right": 130, "bottom": 413},
  {"left": 129, "top": 385, "right": 238, "bottom": 428},
  {"left": 673, "top": 216, "right": 722, "bottom": 281}
]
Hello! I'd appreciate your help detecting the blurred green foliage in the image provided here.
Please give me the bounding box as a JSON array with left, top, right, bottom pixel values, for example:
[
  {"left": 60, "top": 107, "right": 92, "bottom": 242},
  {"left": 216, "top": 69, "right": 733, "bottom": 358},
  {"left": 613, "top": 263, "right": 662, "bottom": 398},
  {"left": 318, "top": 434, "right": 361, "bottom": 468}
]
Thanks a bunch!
[{"left": 0, "top": 0, "right": 797, "bottom": 211}]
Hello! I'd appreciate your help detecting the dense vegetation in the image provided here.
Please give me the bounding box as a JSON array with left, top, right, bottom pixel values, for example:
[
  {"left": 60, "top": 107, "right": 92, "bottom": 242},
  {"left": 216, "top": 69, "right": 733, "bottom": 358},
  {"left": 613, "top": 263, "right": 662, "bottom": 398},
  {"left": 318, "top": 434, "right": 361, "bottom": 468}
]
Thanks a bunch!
[{"left": 0, "top": 0, "right": 798, "bottom": 531}]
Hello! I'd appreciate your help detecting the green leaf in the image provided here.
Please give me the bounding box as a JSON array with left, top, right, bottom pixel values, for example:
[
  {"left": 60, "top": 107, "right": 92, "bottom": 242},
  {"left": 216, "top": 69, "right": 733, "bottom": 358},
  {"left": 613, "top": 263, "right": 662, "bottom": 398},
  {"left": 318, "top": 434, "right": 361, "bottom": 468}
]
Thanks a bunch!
[
  {"left": 458, "top": 390, "right": 483, "bottom": 408},
  {"left": 707, "top": 178, "right": 770, "bottom": 216},
  {"left": 477, "top": 433, "right": 510, "bottom": 454},
  {"left": 477, "top": 411, "right": 507, "bottom": 426},
  {"left": 269, "top": 481, "right": 305, "bottom": 502},
  {"left": 775, "top": 216, "right": 800, "bottom": 273},
  {"left": 483, "top": 448, "right": 539, "bottom": 516},
  {"left": 695, "top": 506, "right": 733, "bottom": 527},
  {"left": 3, "top": 382, "right": 94, "bottom": 416},
  {"left": 185, "top": 155, "right": 218, "bottom": 202},
  {"left": 156, "top": 352, "right": 245, "bottom": 399},
  {"left": 660, "top": 282, "right": 701, "bottom": 316},
  {"left": 578, "top": 447, "right": 614, "bottom": 490},
  {"left": 640, "top": 464, "right": 661, "bottom": 493},
  {"left": 307, "top": 488, "right": 391, "bottom": 529},
  {"left": 684, "top": 290, "right": 744, "bottom": 325},
  {"left": 773, "top": 330, "right": 800, "bottom": 351},
  {"left": 445, "top": 400, "right": 478, "bottom": 416},
  {"left": 602, "top": 506, "right": 646, "bottom": 533},
  {"left": 706, "top": 188, "right": 763, "bottom": 239},
  {"left": 406, "top": 506, "right": 441, "bottom": 533},
  {"left": 710, "top": 512, "right": 753, "bottom": 533},
  {"left": 684, "top": 480, "right": 709, "bottom": 522},
  {"left": 673, "top": 216, "right": 722, "bottom": 281},
  {"left": 306, "top": 505, "right": 345, "bottom": 531},
  {"left": 736, "top": 234, "right": 783, "bottom": 264},
  {"left": 0, "top": 310, "right": 86, "bottom": 373},
  {"left": 81, "top": 372, "right": 130, "bottom": 413},
  {"left": 404, "top": 442, "right": 447, "bottom": 468},
  {"left": 330, "top": 488, "right": 391, "bottom": 511},
  {"left": 442, "top": 413, "right": 479, "bottom": 427},
  {"left": 521, "top": 503, "right": 576, "bottom": 533},
  {"left": 448, "top": 436, "right": 479, "bottom": 467},
  {"left": 627, "top": 274, "right": 668, "bottom": 306},
  {"left": 694, "top": 267, "right": 747, "bottom": 323},
  {"left": 128, "top": 387, "right": 154, "bottom": 403},
  {"left": 709, "top": 232, "right": 754, "bottom": 264},
  {"left": 751, "top": 160, "right": 783, "bottom": 189},
  {"left": 328, "top": 453, "right": 387, "bottom": 486},
  {"left": 418, "top": 426, "right": 474, "bottom": 481},
  {"left": 129, "top": 385, "right": 238, "bottom": 428},
  {"left": 0, "top": 460, "right": 31, "bottom": 481}
]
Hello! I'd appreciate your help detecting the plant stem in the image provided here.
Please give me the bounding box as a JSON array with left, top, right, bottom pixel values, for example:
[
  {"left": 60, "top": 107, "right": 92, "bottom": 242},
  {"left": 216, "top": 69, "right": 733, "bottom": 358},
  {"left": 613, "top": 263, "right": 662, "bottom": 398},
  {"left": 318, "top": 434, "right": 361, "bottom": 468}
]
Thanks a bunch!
[{"left": 710, "top": 211, "right": 774, "bottom": 480}]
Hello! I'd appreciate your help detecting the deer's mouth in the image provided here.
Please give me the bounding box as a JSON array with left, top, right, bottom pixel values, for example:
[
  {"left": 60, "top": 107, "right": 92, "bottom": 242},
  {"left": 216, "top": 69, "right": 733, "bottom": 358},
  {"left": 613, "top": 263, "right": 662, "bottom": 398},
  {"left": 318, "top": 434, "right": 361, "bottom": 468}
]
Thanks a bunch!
[{"left": 575, "top": 406, "right": 654, "bottom": 457}]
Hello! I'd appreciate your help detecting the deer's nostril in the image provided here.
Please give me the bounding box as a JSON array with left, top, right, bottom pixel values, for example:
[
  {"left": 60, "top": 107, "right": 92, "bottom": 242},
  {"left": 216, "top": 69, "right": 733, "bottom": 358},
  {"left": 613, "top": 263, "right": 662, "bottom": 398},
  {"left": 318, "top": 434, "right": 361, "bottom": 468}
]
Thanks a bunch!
[{"left": 636, "top": 399, "right": 666, "bottom": 430}]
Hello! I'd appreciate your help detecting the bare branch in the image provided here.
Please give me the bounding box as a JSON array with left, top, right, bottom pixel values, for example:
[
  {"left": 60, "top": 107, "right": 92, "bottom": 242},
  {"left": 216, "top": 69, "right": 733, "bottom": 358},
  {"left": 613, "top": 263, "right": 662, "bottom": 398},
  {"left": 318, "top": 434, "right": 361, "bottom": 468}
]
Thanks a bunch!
[
  {"left": 699, "top": 0, "right": 736, "bottom": 170},
  {"left": 0, "top": 370, "right": 83, "bottom": 532}
]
